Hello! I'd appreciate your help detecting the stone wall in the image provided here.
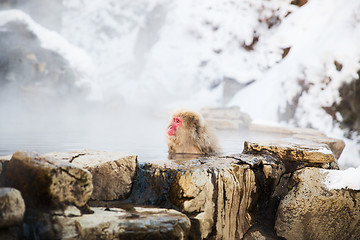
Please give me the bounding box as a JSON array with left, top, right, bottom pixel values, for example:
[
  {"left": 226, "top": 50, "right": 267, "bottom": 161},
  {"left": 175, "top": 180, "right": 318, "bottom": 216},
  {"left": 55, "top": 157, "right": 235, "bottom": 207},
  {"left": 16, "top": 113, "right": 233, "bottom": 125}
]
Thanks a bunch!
[{"left": 0, "top": 130, "right": 359, "bottom": 240}]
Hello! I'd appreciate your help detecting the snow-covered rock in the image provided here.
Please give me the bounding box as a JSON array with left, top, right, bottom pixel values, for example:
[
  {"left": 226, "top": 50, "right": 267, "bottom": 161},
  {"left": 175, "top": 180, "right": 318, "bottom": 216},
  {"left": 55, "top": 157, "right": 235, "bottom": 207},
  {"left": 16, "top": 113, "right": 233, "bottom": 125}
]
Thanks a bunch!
[
  {"left": 323, "top": 167, "right": 360, "bottom": 190},
  {"left": 0, "top": 9, "right": 99, "bottom": 101}
]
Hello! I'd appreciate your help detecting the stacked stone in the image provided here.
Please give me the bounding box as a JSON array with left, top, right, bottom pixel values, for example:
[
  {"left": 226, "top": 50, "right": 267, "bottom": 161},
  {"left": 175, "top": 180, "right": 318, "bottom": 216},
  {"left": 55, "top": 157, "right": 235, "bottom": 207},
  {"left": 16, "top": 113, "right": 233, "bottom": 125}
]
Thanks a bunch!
[
  {"left": 0, "top": 150, "right": 190, "bottom": 240},
  {"left": 0, "top": 125, "right": 359, "bottom": 240},
  {"left": 129, "top": 133, "right": 358, "bottom": 240}
]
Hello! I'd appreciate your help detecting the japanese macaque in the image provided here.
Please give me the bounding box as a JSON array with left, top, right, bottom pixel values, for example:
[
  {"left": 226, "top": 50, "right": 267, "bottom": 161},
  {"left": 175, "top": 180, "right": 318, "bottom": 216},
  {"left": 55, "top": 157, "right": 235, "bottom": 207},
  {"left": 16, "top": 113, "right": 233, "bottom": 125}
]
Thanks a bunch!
[{"left": 166, "top": 109, "right": 221, "bottom": 155}]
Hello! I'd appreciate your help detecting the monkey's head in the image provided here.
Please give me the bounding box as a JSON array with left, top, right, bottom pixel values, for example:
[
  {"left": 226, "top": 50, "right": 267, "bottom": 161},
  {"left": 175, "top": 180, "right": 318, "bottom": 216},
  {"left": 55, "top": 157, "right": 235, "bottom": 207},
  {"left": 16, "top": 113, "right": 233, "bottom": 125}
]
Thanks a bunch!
[{"left": 167, "top": 109, "right": 204, "bottom": 137}]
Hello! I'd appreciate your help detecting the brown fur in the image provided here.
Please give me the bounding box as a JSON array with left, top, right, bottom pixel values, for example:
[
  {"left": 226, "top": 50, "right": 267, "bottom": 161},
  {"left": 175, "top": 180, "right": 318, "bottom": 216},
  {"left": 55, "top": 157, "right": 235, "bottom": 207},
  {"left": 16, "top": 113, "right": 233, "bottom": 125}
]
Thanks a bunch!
[{"left": 166, "top": 109, "right": 220, "bottom": 154}]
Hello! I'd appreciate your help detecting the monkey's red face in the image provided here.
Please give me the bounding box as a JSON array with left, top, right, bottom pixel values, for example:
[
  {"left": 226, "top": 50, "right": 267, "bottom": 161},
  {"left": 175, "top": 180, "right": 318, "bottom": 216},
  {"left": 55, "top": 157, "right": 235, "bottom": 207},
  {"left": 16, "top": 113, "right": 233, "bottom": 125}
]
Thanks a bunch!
[{"left": 168, "top": 117, "right": 182, "bottom": 136}]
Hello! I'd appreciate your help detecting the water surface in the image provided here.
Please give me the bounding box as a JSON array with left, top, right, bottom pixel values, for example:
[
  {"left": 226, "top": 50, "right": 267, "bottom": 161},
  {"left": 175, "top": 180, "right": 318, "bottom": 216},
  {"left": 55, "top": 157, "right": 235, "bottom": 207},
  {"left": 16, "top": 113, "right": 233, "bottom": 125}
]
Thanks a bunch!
[{"left": 0, "top": 110, "right": 287, "bottom": 163}]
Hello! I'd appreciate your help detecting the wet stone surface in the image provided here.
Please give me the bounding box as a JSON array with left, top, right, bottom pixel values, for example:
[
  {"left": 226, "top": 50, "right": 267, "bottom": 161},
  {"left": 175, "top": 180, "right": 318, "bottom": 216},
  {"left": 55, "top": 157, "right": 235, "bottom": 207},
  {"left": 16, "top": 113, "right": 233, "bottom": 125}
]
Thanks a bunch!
[
  {"left": 128, "top": 155, "right": 274, "bottom": 239},
  {"left": 36, "top": 206, "right": 191, "bottom": 240},
  {"left": 125, "top": 136, "right": 343, "bottom": 239},
  {"left": 243, "top": 140, "right": 336, "bottom": 163},
  {"left": 42, "top": 150, "right": 138, "bottom": 201},
  {"left": 0, "top": 128, "right": 354, "bottom": 240},
  {"left": 4, "top": 151, "right": 93, "bottom": 208}
]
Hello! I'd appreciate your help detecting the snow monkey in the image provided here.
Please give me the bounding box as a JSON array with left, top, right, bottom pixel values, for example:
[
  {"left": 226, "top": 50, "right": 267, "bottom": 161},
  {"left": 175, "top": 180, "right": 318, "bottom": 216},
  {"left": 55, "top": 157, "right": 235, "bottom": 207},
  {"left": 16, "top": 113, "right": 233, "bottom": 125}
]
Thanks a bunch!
[{"left": 166, "top": 109, "right": 221, "bottom": 155}]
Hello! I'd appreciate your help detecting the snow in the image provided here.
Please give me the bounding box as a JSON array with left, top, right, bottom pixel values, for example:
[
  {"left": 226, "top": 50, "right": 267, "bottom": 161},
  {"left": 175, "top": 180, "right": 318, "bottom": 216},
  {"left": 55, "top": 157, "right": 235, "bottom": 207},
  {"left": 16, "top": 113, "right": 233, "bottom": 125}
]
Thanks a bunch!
[
  {"left": 323, "top": 167, "right": 360, "bottom": 190},
  {"left": 0, "top": 9, "right": 101, "bottom": 99},
  {"left": 316, "top": 146, "right": 333, "bottom": 156},
  {"left": 61, "top": 0, "right": 297, "bottom": 104},
  {"left": 0, "top": 10, "right": 93, "bottom": 76},
  {"left": 231, "top": 0, "right": 360, "bottom": 126},
  {"left": 1, "top": 1, "right": 359, "bottom": 169}
]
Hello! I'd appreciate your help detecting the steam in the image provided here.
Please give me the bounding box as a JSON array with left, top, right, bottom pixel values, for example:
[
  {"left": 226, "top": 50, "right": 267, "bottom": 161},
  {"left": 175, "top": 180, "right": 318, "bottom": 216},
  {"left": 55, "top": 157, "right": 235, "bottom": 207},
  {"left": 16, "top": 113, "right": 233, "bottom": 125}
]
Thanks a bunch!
[
  {"left": 0, "top": 0, "right": 228, "bottom": 159},
  {"left": 0, "top": 5, "right": 169, "bottom": 158},
  {"left": 1, "top": 1, "right": 360, "bottom": 167}
]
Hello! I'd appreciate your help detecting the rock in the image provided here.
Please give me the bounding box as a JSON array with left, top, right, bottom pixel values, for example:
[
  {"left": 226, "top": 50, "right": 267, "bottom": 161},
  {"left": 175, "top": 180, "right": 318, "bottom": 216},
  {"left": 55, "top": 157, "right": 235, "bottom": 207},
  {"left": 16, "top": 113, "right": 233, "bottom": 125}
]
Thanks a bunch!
[
  {"left": 0, "top": 155, "right": 12, "bottom": 162},
  {"left": 0, "top": 155, "right": 11, "bottom": 187},
  {"left": 1, "top": 138, "right": 352, "bottom": 240},
  {"left": 34, "top": 206, "right": 190, "bottom": 240},
  {"left": 291, "top": 0, "right": 308, "bottom": 7},
  {"left": 4, "top": 151, "right": 93, "bottom": 208},
  {"left": 248, "top": 124, "right": 345, "bottom": 160},
  {"left": 0, "top": 227, "right": 22, "bottom": 240},
  {"left": 231, "top": 153, "right": 289, "bottom": 239},
  {"left": 231, "top": 153, "right": 286, "bottom": 196},
  {"left": 200, "top": 106, "right": 251, "bottom": 129},
  {"left": 293, "top": 134, "right": 345, "bottom": 159},
  {"left": 275, "top": 167, "right": 360, "bottom": 240},
  {"left": 0, "top": 0, "right": 63, "bottom": 31},
  {"left": 243, "top": 226, "right": 278, "bottom": 240},
  {"left": 249, "top": 123, "right": 325, "bottom": 136},
  {"left": 323, "top": 76, "right": 360, "bottom": 136},
  {"left": 0, "top": 17, "right": 90, "bottom": 109},
  {"left": 42, "top": 150, "right": 138, "bottom": 201},
  {"left": 0, "top": 188, "right": 25, "bottom": 228},
  {"left": 130, "top": 157, "right": 257, "bottom": 240},
  {"left": 50, "top": 205, "right": 82, "bottom": 217},
  {"left": 243, "top": 140, "right": 335, "bottom": 163}
]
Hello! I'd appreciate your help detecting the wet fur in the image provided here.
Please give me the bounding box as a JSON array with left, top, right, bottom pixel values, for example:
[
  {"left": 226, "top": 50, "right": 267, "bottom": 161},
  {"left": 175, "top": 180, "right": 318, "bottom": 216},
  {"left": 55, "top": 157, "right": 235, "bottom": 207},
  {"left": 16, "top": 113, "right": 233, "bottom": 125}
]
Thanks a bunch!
[{"left": 167, "top": 109, "right": 220, "bottom": 154}]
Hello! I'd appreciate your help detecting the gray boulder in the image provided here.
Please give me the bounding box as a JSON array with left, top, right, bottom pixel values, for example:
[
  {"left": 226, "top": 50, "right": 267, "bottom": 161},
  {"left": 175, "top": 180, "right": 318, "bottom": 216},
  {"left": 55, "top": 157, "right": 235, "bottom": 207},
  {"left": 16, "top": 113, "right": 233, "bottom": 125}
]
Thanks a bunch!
[
  {"left": 42, "top": 150, "right": 138, "bottom": 201},
  {"left": 0, "top": 188, "right": 25, "bottom": 228},
  {"left": 38, "top": 206, "right": 190, "bottom": 240},
  {"left": 0, "top": 155, "right": 11, "bottom": 187},
  {"left": 4, "top": 151, "right": 93, "bottom": 208},
  {"left": 275, "top": 167, "right": 360, "bottom": 240},
  {"left": 243, "top": 140, "right": 335, "bottom": 163},
  {"left": 292, "top": 133, "right": 345, "bottom": 159},
  {"left": 247, "top": 124, "right": 345, "bottom": 160}
]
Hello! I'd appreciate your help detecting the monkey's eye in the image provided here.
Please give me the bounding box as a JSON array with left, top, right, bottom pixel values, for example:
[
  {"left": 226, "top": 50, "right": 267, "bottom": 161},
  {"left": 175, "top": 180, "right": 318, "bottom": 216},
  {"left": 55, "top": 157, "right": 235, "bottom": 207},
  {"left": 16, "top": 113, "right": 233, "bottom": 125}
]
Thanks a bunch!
[{"left": 173, "top": 117, "right": 181, "bottom": 124}]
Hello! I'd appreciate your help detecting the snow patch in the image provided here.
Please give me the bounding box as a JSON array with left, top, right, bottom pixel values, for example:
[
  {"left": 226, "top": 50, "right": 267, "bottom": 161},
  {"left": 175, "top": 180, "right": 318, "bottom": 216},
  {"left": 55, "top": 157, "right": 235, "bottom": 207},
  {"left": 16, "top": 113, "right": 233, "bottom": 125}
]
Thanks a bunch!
[
  {"left": 0, "top": 9, "right": 100, "bottom": 99},
  {"left": 0, "top": 10, "right": 93, "bottom": 74},
  {"left": 323, "top": 167, "right": 360, "bottom": 190}
]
